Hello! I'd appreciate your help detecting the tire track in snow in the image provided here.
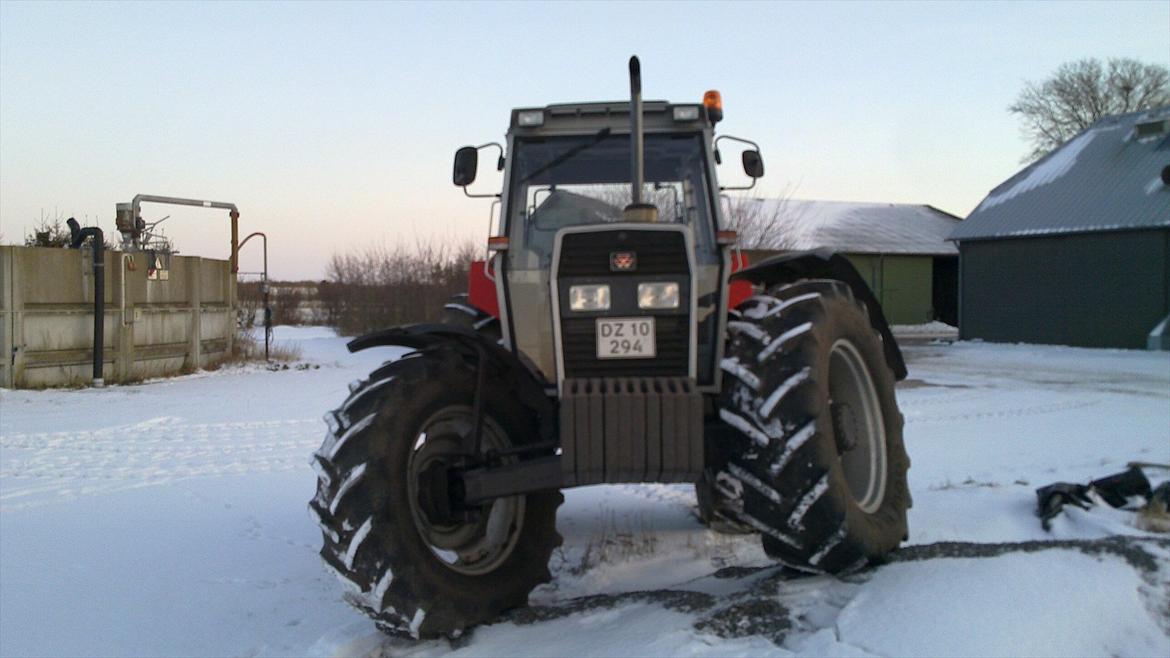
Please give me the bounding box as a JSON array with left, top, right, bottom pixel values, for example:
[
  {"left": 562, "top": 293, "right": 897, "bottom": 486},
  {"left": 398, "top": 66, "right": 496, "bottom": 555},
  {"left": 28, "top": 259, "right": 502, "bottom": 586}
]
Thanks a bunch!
[
  {"left": 905, "top": 398, "right": 1101, "bottom": 424},
  {"left": 0, "top": 417, "right": 321, "bottom": 510}
]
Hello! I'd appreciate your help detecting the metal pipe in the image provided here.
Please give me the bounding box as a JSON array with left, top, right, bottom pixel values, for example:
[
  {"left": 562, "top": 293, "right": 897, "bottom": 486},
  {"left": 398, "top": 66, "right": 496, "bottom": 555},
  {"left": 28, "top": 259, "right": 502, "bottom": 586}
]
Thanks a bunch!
[
  {"left": 238, "top": 232, "right": 269, "bottom": 361},
  {"left": 67, "top": 218, "right": 105, "bottom": 387},
  {"left": 628, "top": 56, "right": 644, "bottom": 205},
  {"left": 130, "top": 194, "right": 240, "bottom": 272}
]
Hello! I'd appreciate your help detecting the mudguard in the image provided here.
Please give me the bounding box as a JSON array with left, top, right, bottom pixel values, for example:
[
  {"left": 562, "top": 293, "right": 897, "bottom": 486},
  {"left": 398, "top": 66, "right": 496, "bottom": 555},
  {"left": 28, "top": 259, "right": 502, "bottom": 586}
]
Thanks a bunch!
[
  {"left": 731, "top": 249, "right": 908, "bottom": 380},
  {"left": 347, "top": 323, "right": 558, "bottom": 442}
]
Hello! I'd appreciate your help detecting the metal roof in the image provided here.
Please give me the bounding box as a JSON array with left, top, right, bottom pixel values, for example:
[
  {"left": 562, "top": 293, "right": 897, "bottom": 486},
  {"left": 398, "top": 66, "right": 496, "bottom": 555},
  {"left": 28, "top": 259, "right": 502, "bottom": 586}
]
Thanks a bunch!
[
  {"left": 743, "top": 199, "right": 961, "bottom": 255},
  {"left": 952, "top": 107, "right": 1170, "bottom": 242}
]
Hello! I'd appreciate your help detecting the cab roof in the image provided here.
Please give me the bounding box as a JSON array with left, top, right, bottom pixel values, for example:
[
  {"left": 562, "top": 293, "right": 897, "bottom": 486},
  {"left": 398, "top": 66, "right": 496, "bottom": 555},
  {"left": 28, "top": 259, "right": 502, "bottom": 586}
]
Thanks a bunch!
[{"left": 508, "top": 100, "right": 710, "bottom": 136}]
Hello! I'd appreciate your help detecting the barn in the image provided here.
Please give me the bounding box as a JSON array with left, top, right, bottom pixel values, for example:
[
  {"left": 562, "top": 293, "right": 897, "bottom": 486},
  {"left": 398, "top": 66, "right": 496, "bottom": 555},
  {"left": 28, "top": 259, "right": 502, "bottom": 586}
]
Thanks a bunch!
[
  {"left": 950, "top": 107, "right": 1170, "bottom": 350},
  {"left": 742, "top": 199, "right": 962, "bottom": 326}
]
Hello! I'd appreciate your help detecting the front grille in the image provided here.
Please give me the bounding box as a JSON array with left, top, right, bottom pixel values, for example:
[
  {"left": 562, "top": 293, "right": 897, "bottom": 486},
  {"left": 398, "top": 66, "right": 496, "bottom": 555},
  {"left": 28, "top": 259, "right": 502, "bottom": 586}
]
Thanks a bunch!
[
  {"left": 556, "top": 228, "right": 692, "bottom": 379},
  {"left": 562, "top": 316, "right": 688, "bottom": 377},
  {"left": 558, "top": 230, "right": 688, "bottom": 276}
]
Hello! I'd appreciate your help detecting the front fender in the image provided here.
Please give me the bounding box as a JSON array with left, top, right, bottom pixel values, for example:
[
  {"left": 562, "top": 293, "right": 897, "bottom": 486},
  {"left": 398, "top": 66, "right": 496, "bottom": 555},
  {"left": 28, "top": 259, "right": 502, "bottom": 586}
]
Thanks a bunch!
[
  {"left": 731, "top": 249, "right": 907, "bottom": 380},
  {"left": 347, "top": 324, "right": 558, "bottom": 440}
]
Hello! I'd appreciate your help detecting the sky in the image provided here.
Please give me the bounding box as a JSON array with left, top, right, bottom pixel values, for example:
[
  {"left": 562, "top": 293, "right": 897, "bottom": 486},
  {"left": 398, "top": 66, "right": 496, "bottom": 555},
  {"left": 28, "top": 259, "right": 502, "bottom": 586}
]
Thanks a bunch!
[{"left": 1, "top": 1, "right": 1167, "bottom": 280}]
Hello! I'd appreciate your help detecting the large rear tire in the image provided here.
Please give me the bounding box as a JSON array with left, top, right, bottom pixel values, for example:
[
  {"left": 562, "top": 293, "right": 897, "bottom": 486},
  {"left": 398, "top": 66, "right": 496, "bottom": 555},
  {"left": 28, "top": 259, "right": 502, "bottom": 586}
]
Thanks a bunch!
[
  {"left": 715, "top": 279, "right": 910, "bottom": 572},
  {"left": 309, "top": 349, "right": 562, "bottom": 638}
]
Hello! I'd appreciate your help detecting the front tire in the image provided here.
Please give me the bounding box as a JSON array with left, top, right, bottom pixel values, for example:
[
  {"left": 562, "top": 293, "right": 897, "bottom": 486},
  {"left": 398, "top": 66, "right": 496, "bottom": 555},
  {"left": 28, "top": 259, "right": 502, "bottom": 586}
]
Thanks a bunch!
[
  {"left": 309, "top": 349, "right": 562, "bottom": 638},
  {"left": 715, "top": 279, "right": 910, "bottom": 572}
]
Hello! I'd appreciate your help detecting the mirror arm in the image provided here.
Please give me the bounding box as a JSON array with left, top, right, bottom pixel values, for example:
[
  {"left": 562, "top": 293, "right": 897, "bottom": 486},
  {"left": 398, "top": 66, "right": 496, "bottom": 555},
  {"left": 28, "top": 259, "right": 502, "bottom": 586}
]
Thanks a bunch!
[
  {"left": 463, "top": 187, "right": 501, "bottom": 199},
  {"left": 719, "top": 179, "right": 758, "bottom": 192},
  {"left": 714, "top": 134, "right": 761, "bottom": 152},
  {"left": 476, "top": 142, "right": 506, "bottom": 171}
]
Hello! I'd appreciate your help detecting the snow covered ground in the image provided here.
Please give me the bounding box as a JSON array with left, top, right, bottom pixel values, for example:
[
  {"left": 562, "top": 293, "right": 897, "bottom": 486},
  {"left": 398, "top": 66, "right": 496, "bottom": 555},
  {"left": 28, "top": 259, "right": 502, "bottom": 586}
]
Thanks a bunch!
[{"left": 1, "top": 327, "right": 1167, "bottom": 657}]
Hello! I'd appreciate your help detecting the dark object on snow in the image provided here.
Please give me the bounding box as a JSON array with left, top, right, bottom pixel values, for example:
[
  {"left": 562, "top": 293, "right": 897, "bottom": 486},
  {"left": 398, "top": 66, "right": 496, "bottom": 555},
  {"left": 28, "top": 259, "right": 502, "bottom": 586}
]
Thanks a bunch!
[
  {"left": 1036, "top": 466, "right": 1152, "bottom": 531},
  {"left": 1089, "top": 466, "right": 1151, "bottom": 507},
  {"left": 1036, "top": 483, "right": 1093, "bottom": 531}
]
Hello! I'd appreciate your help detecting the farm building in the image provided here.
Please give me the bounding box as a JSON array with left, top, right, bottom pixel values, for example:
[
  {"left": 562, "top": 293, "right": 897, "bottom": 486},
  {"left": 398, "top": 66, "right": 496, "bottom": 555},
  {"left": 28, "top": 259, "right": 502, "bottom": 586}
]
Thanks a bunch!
[
  {"left": 739, "top": 199, "right": 962, "bottom": 325},
  {"left": 950, "top": 107, "right": 1170, "bottom": 350}
]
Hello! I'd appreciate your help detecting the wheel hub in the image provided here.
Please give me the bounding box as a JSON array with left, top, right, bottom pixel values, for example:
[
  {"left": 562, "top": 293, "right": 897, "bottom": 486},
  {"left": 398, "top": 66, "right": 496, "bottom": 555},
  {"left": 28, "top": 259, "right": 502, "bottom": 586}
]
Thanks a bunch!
[
  {"left": 828, "top": 339, "right": 889, "bottom": 514},
  {"left": 406, "top": 407, "right": 525, "bottom": 575}
]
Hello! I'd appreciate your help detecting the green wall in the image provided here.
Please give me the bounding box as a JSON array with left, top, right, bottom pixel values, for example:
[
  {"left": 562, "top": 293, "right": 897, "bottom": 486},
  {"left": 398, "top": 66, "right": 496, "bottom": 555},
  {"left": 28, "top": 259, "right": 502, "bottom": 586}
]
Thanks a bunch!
[
  {"left": 741, "top": 249, "right": 941, "bottom": 325},
  {"left": 959, "top": 229, "right": 1170, "bottom": 349},
  {"left": 845, "top": 254, "right": 935, "bottom": 325}
]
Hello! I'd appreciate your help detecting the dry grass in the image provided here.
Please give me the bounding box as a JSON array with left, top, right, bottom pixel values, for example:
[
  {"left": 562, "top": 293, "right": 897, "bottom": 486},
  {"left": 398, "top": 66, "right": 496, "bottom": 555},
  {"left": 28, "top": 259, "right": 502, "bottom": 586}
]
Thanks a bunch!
[{"left": 206, "top": 329, "right": 303, "bottom": 370}]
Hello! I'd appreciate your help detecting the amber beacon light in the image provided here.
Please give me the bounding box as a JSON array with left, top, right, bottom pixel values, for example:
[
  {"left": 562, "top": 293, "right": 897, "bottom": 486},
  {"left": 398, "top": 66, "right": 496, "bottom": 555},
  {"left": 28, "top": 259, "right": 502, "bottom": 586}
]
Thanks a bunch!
[{"left": 703, "top": 90, "right": 723, "bottom": 123}]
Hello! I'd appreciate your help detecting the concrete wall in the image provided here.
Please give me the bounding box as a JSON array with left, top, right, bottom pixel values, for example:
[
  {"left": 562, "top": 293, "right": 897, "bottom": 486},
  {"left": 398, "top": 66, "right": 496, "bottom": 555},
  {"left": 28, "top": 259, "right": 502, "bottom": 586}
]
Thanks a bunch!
[{"left": 0, "top": 246, "right": 236, "bottom": 388}]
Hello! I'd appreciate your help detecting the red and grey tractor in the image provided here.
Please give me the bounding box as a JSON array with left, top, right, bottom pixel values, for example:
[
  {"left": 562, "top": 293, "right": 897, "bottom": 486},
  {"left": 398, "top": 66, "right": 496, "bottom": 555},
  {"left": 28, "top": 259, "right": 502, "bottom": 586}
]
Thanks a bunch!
[{"left": 310, "top": 57, "right": 910, "bottom": 638}]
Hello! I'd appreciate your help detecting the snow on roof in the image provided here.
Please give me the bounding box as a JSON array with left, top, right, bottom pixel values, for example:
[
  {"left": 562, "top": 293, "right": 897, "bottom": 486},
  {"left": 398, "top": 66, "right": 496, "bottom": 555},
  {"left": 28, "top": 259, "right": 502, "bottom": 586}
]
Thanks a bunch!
[
  {"left": 953, "top": 107, "right": 1170, "bottom": 242},
  {"left": 741, "top": 198, "right": 961, "bottom": 255}
]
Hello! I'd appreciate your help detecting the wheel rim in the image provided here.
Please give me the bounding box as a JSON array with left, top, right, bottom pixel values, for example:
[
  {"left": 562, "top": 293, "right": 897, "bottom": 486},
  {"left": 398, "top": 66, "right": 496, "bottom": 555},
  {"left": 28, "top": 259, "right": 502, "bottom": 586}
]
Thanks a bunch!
[
  {"left": 406, "top": 406, "right": 525, "bottom": 576},
  {"left": 828, "top": 339, "right": 888, "bottom": 514}
]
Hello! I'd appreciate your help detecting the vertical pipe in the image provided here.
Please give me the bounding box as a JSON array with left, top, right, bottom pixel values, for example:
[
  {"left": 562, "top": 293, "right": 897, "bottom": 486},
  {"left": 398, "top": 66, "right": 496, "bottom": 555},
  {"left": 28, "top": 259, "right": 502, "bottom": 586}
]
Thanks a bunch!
[
  {"left": 628, "top": 56, "right": 644, "bottom": 206},
  {"left": 68, "top": 218, "right": 104, "bottom": 387},
  {"left": 93, "top": 241, "right": 104, "bottom": 387},
  {"left": 263, "top": 235, "right": 269, "bottom": 362},
  {"left": 229, "top": 209, "right": 240, "bottom": 274}
]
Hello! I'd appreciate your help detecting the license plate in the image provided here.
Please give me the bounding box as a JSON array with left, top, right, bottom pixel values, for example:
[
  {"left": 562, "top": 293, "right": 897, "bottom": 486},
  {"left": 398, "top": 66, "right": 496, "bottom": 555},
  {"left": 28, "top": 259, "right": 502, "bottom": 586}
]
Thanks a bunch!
[{"left": 596, "top": 317, "right": 656, "bottom": 359}]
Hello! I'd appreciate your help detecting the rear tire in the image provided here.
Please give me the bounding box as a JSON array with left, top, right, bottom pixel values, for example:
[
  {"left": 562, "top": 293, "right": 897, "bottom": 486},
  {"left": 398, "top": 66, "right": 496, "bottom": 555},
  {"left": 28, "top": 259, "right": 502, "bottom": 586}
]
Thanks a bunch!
[
  {"left": 715, "top": 279, "right": 910, "bottom": 572},
  {"left": 310, "top": 349, "right": 562, "bottom": 638}
]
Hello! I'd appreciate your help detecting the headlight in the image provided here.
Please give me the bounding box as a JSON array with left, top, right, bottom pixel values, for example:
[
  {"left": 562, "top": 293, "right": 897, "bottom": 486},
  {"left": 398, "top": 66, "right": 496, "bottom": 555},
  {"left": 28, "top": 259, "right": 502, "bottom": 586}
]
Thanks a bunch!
[
  {"left": 637, "top": 282, "right": 680, "bottom": 309},
  {"left": 672, "top": 105, "right": 701, "bottom": 121},
  {"left": 569, "top": 284, "right": 610, "bottom": 311},
  {"left": 517, "top": 109, "right": 545, "bottom": 126}
]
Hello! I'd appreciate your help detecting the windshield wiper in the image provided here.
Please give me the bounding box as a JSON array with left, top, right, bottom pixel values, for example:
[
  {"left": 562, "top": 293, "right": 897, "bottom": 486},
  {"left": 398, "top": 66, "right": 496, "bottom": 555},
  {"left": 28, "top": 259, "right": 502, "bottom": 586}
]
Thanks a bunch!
[{"left": 519, "top": 127, "right": 612, "bottom": 184}]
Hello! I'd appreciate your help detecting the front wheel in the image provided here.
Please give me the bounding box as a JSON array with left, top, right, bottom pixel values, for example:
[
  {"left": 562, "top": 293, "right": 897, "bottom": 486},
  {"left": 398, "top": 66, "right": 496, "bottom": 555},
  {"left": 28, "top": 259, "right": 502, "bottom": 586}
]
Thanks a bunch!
[
  {"left": 715, "top": 279, "right": 910, "bottom": 572},
  {"left": 309, "top": 349, "right": 561, "bottom": 638}
]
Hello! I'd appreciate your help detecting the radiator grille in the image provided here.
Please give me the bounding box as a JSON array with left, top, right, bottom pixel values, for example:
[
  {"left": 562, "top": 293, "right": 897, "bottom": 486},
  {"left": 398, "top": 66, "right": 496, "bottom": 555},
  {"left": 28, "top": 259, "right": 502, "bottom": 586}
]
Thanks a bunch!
[
  {"left": 557, "top": 230, "right": 688, "bottom": 276},
  {"left": 556, "top": 229, "right": 691, "bottom": 379}
]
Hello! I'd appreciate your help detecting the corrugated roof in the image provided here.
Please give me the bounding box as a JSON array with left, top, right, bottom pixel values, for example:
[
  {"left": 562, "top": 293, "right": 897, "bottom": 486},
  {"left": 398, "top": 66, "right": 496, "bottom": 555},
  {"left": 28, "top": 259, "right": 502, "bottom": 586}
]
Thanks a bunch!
[
  {"left": 952, "top": 107, "right": 1170, "bottom": 241},
  {"left": 743, "top": 199, "right": 961, "bottom": 255}
]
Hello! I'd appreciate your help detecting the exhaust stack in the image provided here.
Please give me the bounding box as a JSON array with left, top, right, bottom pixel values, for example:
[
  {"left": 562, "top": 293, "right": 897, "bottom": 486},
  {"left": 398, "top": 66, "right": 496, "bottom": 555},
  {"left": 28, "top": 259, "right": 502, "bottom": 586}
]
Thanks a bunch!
[{"left": 624, "top": 56, "right": 658, "bottom": 223}]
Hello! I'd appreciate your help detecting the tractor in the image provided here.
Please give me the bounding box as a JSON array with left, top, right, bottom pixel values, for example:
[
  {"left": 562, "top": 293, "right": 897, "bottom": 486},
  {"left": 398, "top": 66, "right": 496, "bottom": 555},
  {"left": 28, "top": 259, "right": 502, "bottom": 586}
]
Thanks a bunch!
[{"left": 310, "top": 57, "right": 910, "bottom": 638}]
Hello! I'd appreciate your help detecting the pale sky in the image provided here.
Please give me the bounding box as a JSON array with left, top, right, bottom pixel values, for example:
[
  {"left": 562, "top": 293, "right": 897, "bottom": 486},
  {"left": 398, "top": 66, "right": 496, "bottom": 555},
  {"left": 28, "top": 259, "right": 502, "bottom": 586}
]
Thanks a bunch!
[{"left": 1, "top": 1, "right": 1167, "bottom": 280}]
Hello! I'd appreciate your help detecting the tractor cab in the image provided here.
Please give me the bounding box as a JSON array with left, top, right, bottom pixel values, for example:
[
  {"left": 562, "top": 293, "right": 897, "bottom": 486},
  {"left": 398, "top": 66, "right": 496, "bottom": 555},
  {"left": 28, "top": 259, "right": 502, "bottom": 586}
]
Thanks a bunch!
[{"left": 453, "top": 92, "right": 763, "bottom": 390}]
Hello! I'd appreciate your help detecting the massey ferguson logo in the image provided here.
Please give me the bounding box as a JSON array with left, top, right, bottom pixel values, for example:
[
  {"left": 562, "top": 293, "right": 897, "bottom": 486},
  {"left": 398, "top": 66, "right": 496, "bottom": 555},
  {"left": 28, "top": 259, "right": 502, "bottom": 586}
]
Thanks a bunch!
[{"left": 610, "top": 251, "right": 637, "bottom": 271}]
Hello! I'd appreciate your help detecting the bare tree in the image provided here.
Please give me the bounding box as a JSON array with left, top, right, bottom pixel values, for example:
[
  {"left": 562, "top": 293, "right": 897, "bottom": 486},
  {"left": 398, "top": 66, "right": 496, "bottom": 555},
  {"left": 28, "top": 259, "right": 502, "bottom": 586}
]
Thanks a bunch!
[
  {"left": 721, "top": 185, "right": 809, "bottom": 250},
  {"left": 1010, "top": 57, "right": 1170, "bottom": 162}
]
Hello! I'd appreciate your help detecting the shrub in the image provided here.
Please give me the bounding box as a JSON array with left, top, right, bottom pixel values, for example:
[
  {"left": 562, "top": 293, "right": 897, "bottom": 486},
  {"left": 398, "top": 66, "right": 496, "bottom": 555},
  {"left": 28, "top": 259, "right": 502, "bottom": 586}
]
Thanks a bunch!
[{"left": 322, "top": 240, "right": 477, "bottom": 336}]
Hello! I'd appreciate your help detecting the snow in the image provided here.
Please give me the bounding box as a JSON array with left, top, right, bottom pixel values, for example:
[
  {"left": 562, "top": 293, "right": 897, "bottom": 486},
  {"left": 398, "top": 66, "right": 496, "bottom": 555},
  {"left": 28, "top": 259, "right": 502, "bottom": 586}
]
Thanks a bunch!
[
  {"left": 2, "top": 326, "right": 1168, "bottom": 657},
  {"left": 837, "top": 550, "right": 1170, "bottom": 658},
  {"left": 977, "top": 122, "right": 1124, "bottom": 211},
  {"left": 740, "top": 199, "right": 960, "bottom": 255}
]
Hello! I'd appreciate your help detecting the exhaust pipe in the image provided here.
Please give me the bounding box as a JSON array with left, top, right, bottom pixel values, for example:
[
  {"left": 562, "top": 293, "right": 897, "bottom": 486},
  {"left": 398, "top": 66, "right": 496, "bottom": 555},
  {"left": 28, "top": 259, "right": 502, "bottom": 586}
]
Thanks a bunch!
[
  {"left": 68, "top": 218, "right": 105, "bottom": 387},
  {"left": 624, "top": 55, "right": 658, "bottom": 223}
]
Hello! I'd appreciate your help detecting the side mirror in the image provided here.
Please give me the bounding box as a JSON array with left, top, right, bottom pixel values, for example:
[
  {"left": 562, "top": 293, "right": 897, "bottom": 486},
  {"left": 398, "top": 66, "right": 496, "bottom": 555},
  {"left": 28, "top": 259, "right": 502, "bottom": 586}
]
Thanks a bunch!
[
  {"left": 742, "top": 150, "right": 764, "bottom": 179},
  {"left": 453, "top": 146, "right": 479, "bottom": 187}
]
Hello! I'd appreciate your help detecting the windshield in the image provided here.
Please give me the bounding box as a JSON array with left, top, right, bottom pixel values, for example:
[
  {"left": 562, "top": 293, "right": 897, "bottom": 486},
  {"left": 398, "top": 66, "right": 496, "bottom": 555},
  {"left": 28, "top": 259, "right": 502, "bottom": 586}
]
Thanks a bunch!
[{"left": 505, "top": 132, "right": 717, "bottom": 270}]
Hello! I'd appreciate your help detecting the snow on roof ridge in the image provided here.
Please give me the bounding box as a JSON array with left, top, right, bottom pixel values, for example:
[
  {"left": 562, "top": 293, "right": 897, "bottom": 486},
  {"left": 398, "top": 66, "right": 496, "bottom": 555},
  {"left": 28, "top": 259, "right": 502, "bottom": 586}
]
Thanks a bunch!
[{"left": 741, "top": 198, "right": 959, "bottom": 254}]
